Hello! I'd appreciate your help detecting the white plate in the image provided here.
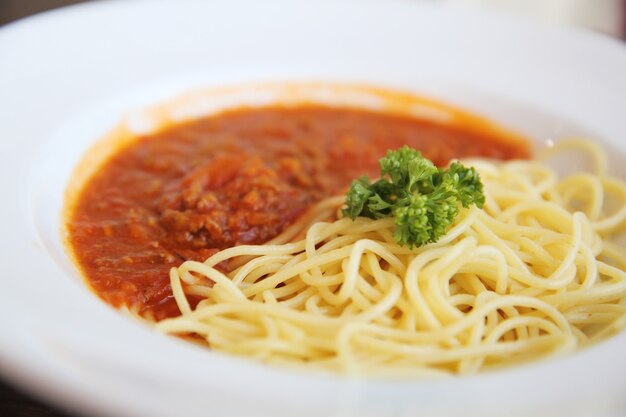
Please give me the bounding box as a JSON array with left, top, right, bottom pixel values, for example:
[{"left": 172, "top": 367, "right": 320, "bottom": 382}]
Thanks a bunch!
[{"left": 1, "top": 1, "right": 626, "bottom": 417}]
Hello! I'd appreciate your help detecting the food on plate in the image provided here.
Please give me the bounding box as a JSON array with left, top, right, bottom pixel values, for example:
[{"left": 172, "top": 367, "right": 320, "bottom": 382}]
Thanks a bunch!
[
  {"left": 65, "top": 94, "right": 626, "bottom": 375},
  {"left": 156, "top": 139, "right": 626, "bottom": 375},
  {"left": 67, "top": 104, "right": 528, "bottom": 320}
]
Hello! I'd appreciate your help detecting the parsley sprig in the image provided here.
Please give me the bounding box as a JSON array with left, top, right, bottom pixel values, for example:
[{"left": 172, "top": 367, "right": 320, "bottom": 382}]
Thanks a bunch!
[{"left": 343, "top": 147, "right": 485, "bottom": 248}]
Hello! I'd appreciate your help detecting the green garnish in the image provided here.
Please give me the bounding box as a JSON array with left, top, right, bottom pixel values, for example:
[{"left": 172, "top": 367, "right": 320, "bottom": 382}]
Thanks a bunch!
[{"left": 343, "top": 146, "right": 485, "bottom": 248}]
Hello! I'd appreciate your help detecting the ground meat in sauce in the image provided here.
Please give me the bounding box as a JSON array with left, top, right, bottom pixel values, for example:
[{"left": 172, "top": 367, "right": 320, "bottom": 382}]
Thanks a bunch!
[
  {"left": 158, "top": 153, "right": 316, "bottom": 249},
  {"left": 67, "top": 106, "right": 530, "bottom": 320}
]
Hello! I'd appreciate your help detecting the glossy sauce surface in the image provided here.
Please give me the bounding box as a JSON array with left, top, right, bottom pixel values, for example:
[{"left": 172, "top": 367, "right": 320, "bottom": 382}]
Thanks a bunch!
[{"left": 67, "top": 106, "right": 530, "bottom": 319}]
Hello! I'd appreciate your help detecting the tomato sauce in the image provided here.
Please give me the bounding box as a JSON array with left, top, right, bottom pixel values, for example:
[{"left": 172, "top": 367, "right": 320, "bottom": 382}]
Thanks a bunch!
[{"left": 67, "top": 106, "right": 530, "bottom": 319}]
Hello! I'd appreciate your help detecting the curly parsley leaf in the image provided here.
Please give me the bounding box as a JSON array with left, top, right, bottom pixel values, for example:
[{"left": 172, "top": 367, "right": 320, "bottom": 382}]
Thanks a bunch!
[{"left": 342, "top": 147, "right": 485, "bottom": 248}]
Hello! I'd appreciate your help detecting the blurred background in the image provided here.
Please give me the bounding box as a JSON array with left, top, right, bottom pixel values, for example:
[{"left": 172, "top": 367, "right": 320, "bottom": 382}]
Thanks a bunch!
[
  {"left": 2, "top": 0, "right": 625, "bottom": 38},
  {"left": 0, "top": 1, "right": 624, "bottom": 416}
]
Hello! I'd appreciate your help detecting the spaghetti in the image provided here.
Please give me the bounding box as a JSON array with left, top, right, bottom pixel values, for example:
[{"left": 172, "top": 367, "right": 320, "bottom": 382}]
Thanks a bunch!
[{"left": 156, "top": 140, "right": 626, "bottom": 376}]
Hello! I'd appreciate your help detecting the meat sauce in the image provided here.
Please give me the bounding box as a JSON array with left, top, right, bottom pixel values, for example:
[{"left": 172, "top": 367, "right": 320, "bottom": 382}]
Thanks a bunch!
[{"left": 67, "top": 106, "right": 530, "bottom": 319}]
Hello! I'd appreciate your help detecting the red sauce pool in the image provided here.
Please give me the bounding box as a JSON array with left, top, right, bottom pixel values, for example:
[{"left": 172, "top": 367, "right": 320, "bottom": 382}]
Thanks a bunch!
[{"left": 67, "top": 105, "right": 530, "bottom": 319}]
